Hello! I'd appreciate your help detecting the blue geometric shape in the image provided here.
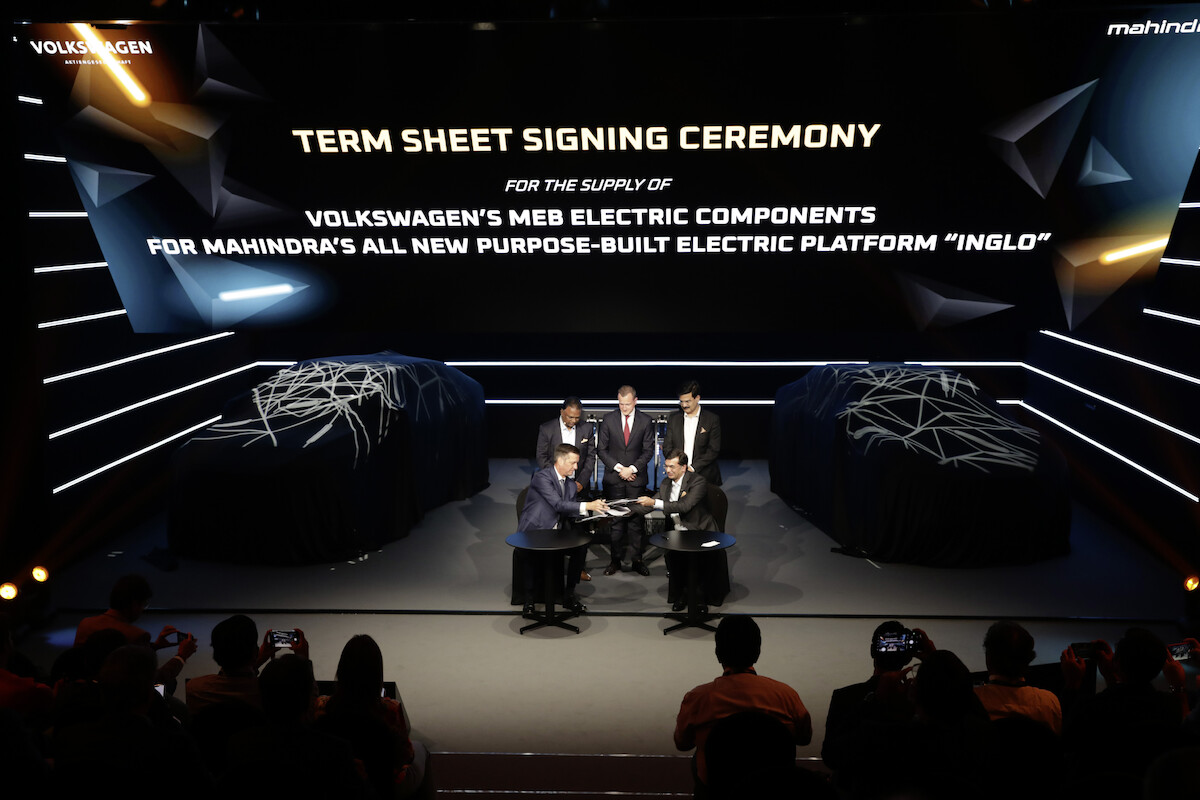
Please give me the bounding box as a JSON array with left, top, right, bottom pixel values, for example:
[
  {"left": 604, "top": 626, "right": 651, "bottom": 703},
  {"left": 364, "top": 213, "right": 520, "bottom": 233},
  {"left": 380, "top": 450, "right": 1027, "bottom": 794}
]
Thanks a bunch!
[
  {"left": 1078, "top": 137, "right": 1132, "bottom": 186},
  {"left": 163, "top": 252, "right": 309, "bottom": 328},
  {"left": 985, "top": 80, "right": 1098, "bottom": 198},
  {"left": 67, "top": 160, "right": 154, "bottom": 206}
]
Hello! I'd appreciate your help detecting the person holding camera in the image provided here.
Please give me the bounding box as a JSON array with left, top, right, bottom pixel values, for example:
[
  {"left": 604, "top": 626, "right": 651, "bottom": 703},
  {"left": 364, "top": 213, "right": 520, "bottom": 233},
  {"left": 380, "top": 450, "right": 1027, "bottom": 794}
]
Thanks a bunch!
[{"left": 821, "top": 620, "right": 934, "bottom": 774}]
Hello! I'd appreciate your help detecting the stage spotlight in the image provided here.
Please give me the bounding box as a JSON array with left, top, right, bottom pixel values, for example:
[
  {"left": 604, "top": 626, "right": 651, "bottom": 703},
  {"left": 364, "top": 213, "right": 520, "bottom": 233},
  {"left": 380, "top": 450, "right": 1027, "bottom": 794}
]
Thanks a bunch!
[
  {"left": 32, "top": 567, "right": 49, "bottom": 583},
  {"left": 0, "top": 583, "right": 16, "bottom": 601},
  {"left": 1186, "top": 575, "right": 1199, "bottom": 592}
]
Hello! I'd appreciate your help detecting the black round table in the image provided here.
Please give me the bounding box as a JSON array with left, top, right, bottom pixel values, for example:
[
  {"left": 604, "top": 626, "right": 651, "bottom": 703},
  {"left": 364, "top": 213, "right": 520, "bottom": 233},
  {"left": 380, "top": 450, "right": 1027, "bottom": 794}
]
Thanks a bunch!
[
  {"left": 506, "top": 529, "right": 593, "bottom": 634},
  {"left": 649, "top": 530, "right": 736, "bottom": 634}
]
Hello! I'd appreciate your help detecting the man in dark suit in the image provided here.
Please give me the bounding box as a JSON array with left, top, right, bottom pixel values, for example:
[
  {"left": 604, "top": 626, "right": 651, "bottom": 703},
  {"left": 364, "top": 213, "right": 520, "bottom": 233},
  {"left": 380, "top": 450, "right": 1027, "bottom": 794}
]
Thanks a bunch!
[
  {"left": 636, "top": 450, "right": 729, "bottom": 611},
  {"left": 597, "top": 385, "right": 656, "bottom": 576},
  {"left": 517, "top": 443, "right": 608, "bottom": 615},
  {"left": 663, "top": 379, "right": 722, "bottom": 485},
  {"left": 535, "top": 397, "right": 596, "bottom": 495}
]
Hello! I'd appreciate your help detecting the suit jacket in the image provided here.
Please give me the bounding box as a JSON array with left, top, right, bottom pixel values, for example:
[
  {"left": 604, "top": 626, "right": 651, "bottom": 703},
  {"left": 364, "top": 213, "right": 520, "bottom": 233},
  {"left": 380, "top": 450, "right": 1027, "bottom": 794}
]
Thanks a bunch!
[
  {"left": 597, "top": 408, "right": 655, "bottom": 489},
  {"left": 517, "top": 466, "right": 584, "bottom": 532},
  {"left": 664, "top": 407, "right": 722, "bottom": 485},
  {"left": 535, "top": 417, "right": 596, "bottom": 486},
  {"left": 655, "top": 471, "right": 718, "bottom": 531}
]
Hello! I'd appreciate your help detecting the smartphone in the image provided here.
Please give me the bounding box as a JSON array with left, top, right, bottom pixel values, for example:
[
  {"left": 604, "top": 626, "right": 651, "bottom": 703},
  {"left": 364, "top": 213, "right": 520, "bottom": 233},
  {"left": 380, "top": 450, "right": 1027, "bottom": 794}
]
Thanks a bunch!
[
  {"left": 1069, "top": 642, "right": 1098, "bottom": 660},
  {"left": 1168, "top": 642, "right": 1192, "bottom": 661},
  {"left": 872, "top": 629, "right": 919, "bottom": 656},
  {"left": 270, "top": 629, "right": 298, "bottom": 648},
  {"left": 173, "top": 631, "right": 190, "bottom": 644}
]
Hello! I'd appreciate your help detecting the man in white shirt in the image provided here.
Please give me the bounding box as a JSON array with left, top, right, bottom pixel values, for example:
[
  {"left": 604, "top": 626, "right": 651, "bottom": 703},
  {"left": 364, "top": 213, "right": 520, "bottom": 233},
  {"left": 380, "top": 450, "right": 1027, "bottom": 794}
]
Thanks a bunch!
[{"left": 663, "top": 380, "right": 722, "bottom": 485}]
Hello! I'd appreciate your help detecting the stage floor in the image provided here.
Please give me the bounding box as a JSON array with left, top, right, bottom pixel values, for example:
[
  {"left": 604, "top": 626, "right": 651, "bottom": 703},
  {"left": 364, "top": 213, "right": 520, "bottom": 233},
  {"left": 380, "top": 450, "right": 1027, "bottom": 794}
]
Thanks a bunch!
[{"left": 25, "top": 459, "right": 1190, "bottom": 760}]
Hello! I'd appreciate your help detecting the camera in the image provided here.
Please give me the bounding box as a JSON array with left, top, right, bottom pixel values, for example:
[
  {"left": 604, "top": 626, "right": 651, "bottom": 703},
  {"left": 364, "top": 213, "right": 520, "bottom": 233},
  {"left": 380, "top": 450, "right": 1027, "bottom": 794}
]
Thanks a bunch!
[{"left": 872, "top": 627, "right": 922, "bottom": 656}]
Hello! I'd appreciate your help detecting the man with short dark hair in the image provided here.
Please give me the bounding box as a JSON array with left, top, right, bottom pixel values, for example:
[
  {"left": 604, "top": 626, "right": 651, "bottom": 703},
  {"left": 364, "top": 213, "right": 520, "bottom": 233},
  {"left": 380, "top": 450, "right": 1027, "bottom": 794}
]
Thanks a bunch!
[
  {"left": 186, "top": 614, "right": 292, "bottom": 713},
  {"left": 664, "top": 379, "right": 722, "bottom": 485},
  {"left": 536, "top": 397, "right": 597, "bottom": 494},
  {"left": 517, "top": 443, "right": 609, "bottom": 615},
  {"left": 974, "top": 619, "right": 1061, "bottom": 734},
  {"left": 636, "top": 449, "right": 729, "bottom": 612},
  {"left": 537, "top": 396, "right": 598, "bottom": 582},
  {"left": 674, "top": 616, "right": 811, "bottom": 790},
  {"left": 73, "top": 574, "right": 196, "bottom": 689}
]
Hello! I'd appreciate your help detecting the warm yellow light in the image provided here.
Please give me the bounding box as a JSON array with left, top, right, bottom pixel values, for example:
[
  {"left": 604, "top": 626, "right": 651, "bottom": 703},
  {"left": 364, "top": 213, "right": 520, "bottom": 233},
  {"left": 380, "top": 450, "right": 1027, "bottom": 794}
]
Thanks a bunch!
[
  {"left": 32, "top": 566, "right": 49, "bottom": 583},
  {"left": 1099, "top": 237, "right": 1169, "bottom": 264},
  {"left": 0, "top": 583, "right": 17, "bottom": 601},
  {"left": 1186, "top": 575, "right": 1199, "bottom": 592},
  {"left": 69, "top": 23, "right": 152, "bottom": 107}
]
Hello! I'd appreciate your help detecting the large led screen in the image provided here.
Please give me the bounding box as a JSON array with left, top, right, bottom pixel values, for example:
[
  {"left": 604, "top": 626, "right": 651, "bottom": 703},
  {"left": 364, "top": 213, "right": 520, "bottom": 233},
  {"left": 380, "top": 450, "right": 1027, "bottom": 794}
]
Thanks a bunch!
[{"left": 21, "top": 8, "right": 1200, "bottom": 337}]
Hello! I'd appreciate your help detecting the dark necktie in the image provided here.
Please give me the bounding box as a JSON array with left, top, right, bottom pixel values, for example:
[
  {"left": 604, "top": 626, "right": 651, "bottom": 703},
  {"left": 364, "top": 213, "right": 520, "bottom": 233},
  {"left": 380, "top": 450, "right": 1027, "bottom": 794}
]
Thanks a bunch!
[{"left": 623, "top": 415, "right": 630, "bottom": 446}]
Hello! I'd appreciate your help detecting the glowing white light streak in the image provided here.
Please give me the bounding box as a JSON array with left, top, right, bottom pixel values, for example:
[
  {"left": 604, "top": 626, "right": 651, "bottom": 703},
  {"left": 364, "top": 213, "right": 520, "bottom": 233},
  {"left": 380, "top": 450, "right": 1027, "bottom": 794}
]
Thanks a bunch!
[
  {"left": 53, "top": 416, "right": 222, "bottom": 494},
  {"left": 1143, "top": 308, "right": 1200, "bottom": 327},
  {"left": 28, "top": 211, "right": 87, "bottom": 218},
  {"left": 49, "top": 363, "right": 270, "bottom": 439},
  {"left": 18, "top": 95, "right": 43, "bottom": 105},
  {"left": 218, "top": 284, "right": 294, "bottom": 302},
  {"left": 1022, "top": 363, "right": 1200, "bottom": 446},
  {"left": 446, "top": 360, "right": 870, "bottom": 367},
  {"left": 1159, "top": 257, "right": 1199, "bottom": 267},
  {"left": 1180, "top": 202, "right": 1200, "bottom": 208},
  {"left": 1039, "top": 330, "right": 1200, "bottom": 386},
  {"left": 1017, "top": 402, "right": 1198, "bottom": 502},
  {"left": 1099, "top": 237, "right": 1169, "bottom": 264},
  {"left": 43, "top": 332, "right": 235, "bottom": 384},
  {"left": 33, "top": 261, "right": 108, "bottom": 274},
  {"left": 37, "top": 309, "right": 127, "bottom": 329},
  {"left": 25, "top": 153, "right": 66, "bottom": 163}
]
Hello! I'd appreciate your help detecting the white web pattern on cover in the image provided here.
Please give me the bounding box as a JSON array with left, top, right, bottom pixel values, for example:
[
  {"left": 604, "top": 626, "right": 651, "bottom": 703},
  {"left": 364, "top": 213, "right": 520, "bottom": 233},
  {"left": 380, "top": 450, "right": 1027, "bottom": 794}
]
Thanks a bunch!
[
  {"left": 833, "top": 365, "right": 1039, "bottom": 473},
  {"left": 191, "top": 360, "right": 460, "bottom": 465}
]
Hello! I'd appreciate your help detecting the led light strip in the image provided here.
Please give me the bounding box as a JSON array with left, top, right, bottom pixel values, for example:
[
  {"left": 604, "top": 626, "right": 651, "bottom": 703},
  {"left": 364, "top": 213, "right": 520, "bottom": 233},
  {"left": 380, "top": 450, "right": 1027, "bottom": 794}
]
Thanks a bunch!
[
  {"left": 25, "top": 153, "right": 66, "bottom": 163},
  {"left": 43, "top": 331, "right": 235, "bottom": 384},
  {"left": 33, "top": 261, "right": 108, "bottom": 274},
  {"left": 49, "top": 363, "right": 271, "bottom": 439},
  {"left": 1180, "top": 202, "right": 1200, "bottom": 208},
  {"left": 1144, "top": 308, "right": 1200, "bottom": 327},
  {"left": 53, "top": 416, "right": 221, "bottom": 495},
  {"left": 1022, "top": 363, "right": 1200, "bottom": 446},
  {"left": 483, "top": 399, "right": 777, "bottom": 406},
  {"left": 18, "top": 95, "right": 43, "bottom": 105},
  {"left": 447, "top": 360, "right": 870, "bottom": 367},
  {"left": 1160, "top": 257, "right": 1200, "bottom": 267},
  {"left": 38, "top": 309, "right": 127, "bottom": 329},
  {"left": 28, "top": 211, "right": 88, "bottom": 218},
  {"left": 1039, "top": 330, "right": 1200, "bottom": 386},
  {"left": 1018, "top": 402, "right": 1198, "bottom": 502}
]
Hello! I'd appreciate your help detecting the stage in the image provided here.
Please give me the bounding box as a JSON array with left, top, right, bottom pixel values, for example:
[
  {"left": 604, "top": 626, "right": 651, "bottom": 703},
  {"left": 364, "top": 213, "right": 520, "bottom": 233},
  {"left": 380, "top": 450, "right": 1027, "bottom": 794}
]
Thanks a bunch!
[{"left": 24, "top": 459, "right": 1188, "bottom": 760}]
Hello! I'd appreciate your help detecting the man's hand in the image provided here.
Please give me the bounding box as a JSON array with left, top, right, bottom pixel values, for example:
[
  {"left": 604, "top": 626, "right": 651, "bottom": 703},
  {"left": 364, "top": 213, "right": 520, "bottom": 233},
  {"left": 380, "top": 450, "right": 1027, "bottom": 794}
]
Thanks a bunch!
[
  {"left": 617, "top": 466, "right": 636, "bottom": 481},
  {"left": 1060, "top": 646, "right": 1086, "bottom": 691},
  {"left": 635, "top": 496, "right": 655, "bottom": 507},
  {"left": 584, "top": 499, "right": 609, "bottom": 513},
  {"left": 153, "top": 626, "right": 178, "bottom": 651},
  {"left": 911, "top": 628, "right": 936, "bottom": 659},
  {"left": 176, "top": 633, "right": 197, "bottom": 661},
  {"left": 1093, "top": 640, "right": 1115, "bottom": 683},
  {"left": 293, "top": 628, "right": 310, "bottom": 660},
  {"left": 575, "top": 480, "right": 584, "bottom": 493}
]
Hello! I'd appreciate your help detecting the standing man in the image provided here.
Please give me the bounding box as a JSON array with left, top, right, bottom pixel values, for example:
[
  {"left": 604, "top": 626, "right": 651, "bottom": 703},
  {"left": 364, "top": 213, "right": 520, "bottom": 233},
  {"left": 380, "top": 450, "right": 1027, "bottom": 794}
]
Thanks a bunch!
[
  {"left": 536, "top": 397, "right": 598, "bottom": 581},
  {"left": 664, "top": 379, "right": 722, "bottom": 486},
  {"left": 636, "top": 450, "right": 729, "bottom": 612},
  {"left": 674, "top": 616, "right": 812, "bottom": 791},
  {"left": 598, "top": 385, "right": 655, "bottom": 576},
  {"left": 517, "top": 443, "right": 608, "bottom": 615}
]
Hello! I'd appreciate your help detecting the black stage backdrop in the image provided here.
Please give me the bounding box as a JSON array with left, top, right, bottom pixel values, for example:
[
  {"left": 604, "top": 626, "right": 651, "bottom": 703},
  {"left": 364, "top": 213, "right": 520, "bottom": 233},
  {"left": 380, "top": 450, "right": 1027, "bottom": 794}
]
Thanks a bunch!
[{"left": 21, "top": 8, "right": 1200, "bottom": 345}]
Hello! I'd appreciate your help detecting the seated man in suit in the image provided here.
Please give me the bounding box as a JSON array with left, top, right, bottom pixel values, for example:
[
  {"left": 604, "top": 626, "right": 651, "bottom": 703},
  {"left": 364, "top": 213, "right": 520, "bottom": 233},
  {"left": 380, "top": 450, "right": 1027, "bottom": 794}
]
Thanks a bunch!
[
  {"left": 536, "top": 396, "right": 597, "bottom": 581},
  {"left": 517, "top": 443, "right": 608, "bottom": 616},
  {"left": 664, "top": 379, "right": 722, "bottom": 486},
  {"left": 636, "top": 449, "right": 730, "bottom": 613}
]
